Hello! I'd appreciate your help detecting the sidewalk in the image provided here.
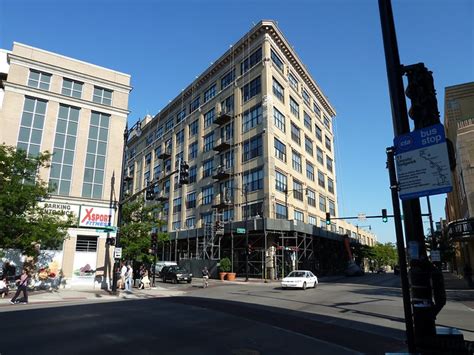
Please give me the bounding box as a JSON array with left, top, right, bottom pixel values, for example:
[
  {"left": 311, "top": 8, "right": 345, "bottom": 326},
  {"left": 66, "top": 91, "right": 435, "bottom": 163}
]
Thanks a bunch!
[{"left": 0, "top": 285, "right": 186, "bottom": 309}]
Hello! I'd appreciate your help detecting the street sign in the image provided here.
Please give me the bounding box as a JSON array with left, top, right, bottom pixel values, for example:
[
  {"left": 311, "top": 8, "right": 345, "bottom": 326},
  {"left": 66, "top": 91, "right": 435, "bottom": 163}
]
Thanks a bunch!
[
  {"left": 357, "top": 213, "right": 367, "bottom": 221},
  {"left": 393, "top": 123, "right": 452, "bottom": 200},
  {"left": 431, "top": 250, "right": 441, "bottom": 262},
  {"left": 236, "top": 228, "right": 246, "bottom": 234},
  {"left": 114, "top": 247, "right": 122, "bottom": 259}
]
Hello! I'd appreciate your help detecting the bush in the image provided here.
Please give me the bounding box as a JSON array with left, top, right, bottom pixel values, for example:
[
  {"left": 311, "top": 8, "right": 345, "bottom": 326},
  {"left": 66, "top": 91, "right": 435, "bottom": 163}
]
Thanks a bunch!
[{"left": 219, "top": 257, "right": 231, "bottom": 272}]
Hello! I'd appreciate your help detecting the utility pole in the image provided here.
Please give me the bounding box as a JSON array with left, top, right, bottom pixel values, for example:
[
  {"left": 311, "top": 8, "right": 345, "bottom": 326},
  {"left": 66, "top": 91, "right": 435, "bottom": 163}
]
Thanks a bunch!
[{"left": 244, "top": 184, "right": 249, "bottom": 282}]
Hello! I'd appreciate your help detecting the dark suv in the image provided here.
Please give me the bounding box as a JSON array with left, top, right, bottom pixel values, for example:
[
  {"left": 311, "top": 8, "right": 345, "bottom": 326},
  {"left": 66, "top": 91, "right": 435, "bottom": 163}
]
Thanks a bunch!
[{"left": 161, "top": 266, "right": 192, "bottom": 284}]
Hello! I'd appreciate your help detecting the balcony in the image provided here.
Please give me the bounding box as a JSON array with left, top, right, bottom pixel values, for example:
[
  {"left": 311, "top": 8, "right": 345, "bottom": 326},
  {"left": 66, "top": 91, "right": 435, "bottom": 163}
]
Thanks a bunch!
[
  {"left": 213, "top": 110, "right": 233, "bottom": 126},
  {"left": 157, "top": 148, "right": 171, "bottom": 160},
  {"left": 212, "top": 166, "right": 231, "bottom": 181},
  {"left": 212, "top": 193, "right": 233, "bottom": 209},
  {"left": 213, "top": 137, "right": 231, "bottom": 152},
  {"left": 156, "top": 190, "right": 169, "bottom": 202}
]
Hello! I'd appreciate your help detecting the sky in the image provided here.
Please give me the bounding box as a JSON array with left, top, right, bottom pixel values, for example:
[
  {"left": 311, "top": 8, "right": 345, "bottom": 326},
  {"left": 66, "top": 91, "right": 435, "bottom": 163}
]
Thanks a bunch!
[{"left": 1, "top": 0, "right": 473, "bottom": 243}]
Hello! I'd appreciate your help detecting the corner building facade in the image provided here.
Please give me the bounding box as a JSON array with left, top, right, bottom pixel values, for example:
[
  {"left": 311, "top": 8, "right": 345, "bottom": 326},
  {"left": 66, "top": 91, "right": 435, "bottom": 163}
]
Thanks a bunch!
[
  {"left": 127, "top": 21, "right": 376, "bottom": 277},
  {"left": 0, "top": 43, "right": 131, "bottom": 286}
]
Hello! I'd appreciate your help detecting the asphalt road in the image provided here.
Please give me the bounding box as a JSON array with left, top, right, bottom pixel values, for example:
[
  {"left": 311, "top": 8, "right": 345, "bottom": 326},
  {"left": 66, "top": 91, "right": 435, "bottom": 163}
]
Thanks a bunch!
[{"left": 0, "top": 273, "right": 472, "bottom": 355}]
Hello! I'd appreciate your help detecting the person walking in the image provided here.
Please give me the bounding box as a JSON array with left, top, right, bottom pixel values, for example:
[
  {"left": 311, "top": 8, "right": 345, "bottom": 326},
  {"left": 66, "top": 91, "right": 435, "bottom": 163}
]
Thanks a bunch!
[
  {"left": 0, "top": 277, "right": 8, "bottom": 298},
  {"left": 125, "top": 263, "right": 133, "bottom": 292},
  {"left": 10, "top": 269, "right": 29, "bottom": 304},
  {"left": 202, "top": 266, "right": 210, "bottom": 288},
  {"left": 119, "top": 262, "right": 127, "bottom": 290}
]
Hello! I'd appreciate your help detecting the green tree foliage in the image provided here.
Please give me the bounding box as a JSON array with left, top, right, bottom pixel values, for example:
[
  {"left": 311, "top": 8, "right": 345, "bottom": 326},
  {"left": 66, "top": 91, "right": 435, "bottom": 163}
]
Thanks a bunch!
[
  {"left": 0, "top": 145, "right": 75, "bottom": 256},
  {"left": 119, "top": 198, "right": 168, "bottom": 263},
  {"left": 372, "top": 242, "right": 398, "bottom": 268}
]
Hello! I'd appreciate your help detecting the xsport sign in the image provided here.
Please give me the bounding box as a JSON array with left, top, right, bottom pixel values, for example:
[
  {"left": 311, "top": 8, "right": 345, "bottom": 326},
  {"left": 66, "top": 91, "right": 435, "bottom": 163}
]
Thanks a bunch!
[{"left": 79, "top": 206, "right": 115, "bottom": 228}]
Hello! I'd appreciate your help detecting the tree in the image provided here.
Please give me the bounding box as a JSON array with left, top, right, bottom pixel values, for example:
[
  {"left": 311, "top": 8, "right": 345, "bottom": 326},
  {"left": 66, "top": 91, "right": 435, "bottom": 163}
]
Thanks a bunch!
[
  {"left": 0, "top": 144, "right": 75, "bottom": 256},
  {"left": 119, "top": 198, "right": 168, "bottom": 263},
  {"left": 372, "top": 242, "right": 398, "bottom": 269}
]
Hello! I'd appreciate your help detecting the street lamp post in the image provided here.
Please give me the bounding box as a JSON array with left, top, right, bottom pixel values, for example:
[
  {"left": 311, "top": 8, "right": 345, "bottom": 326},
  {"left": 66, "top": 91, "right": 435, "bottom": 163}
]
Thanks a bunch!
[{"left": 244, "top": 184, "right": 249, "bottom": 282}]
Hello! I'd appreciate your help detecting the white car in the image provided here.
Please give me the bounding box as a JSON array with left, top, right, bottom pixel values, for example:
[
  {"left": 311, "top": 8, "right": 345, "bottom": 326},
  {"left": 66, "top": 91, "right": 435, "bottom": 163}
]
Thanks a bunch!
[{"left": 281, "top": 270, "right": 318, "bottom": 290}]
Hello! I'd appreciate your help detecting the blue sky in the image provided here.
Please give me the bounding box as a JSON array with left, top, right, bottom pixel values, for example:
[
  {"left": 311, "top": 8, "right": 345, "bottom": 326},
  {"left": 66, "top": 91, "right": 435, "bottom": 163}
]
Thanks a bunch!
[{"left": 1, "top": 0, "right": 473, "bottom": 243}]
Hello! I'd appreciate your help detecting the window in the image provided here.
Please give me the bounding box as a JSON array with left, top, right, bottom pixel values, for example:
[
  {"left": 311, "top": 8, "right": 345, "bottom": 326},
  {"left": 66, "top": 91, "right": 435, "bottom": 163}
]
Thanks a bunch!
[
  {"left": 317, "top": 147, "right": 324, "bottom": 165},
  {"left": 276, "top": 203, "right": 288, "bottom": 219},
  {"left": 28, "top": 69, "right": 51, "bottom": 90},
  {"left": 241, "top": 47, "right": 262, "bottom": 74},
  {"left": 290, "top": 97, "right": 299, "bottom": 118},
  {"left": 165, "top": 158, "right": 171, "bottom": 173},
  {"left": 324, "top": 115, "right": 331, "bottom": 131},
  {"left": 221, "top": 69, "right": 235, "bottom": 89},
  {"left": 186, "top": 217, "right": 196, "bottom": 228},
  {"left": 328, "top": 178, "right": 334, "bottom": 194},
  {"left": 275, "top": 171, "right": 287, "bottom": 192},
  {"left": 189, "top": 120, "right": 198, "bottom": 137},
  {"left": 165, "top": 118, "right": 174, "bottom": 132},
  {"left": 176, "top": 108, "right": 186, "bottom": 124},
  {"left": 223, "top": 209, "right": 234, "bottom": 222},
  {"left": 203, "top": 159, "right": 213, "bottom": 178},
  {"left": 203, "top": 132, "right": 214, "bottom": 152},
  {"left": 319, "top": 194, "right": 326, "bottom": 212},
  {"left": 189, "top": 142, "right": 198, "bottom": 160},
  {"left": 288, "top": 72, "right": 298, "bottom": 91},
  {"left": 186, "top": 191, "right": 196, "bottom": 209},
  {"left": 291, "top": 122, "right": 300, "bottom": 144},
  {"left": 189, "top": 166, "right": 197, "bottom": 183},
  {"left": 164, "top": 179, "right": 170, "bottom": 193},
  {"left": 219, "top": 150, "right": 234, "bottom": 169},
  {"left": 307, "top": 189, "right": 316, "bottom": 207},
  {"left": 153, "top": 163, "right": 162, "bottom": 180},
  {"left": 175, "top": 152, "right": 183, "bottom": 168},
  {"left": 302, "top": 89, "right": 311, "bottom": 107},
  {"left": 294, "top": 210, "right": 304, "bottom": 222},
  {"left": 49, "top": 104, "right": 80, "bottom": 195},
  {"left": 82, "top": 111, "right": 110, "bottom": 199},
  {"left": 93, "top": 86, "right": 112, "bottom": 105},
  {"left": 271, "top": 49, "right": 284, "bottom": 71},
  {"left": 274, "top": 138, "right": 286, "bottom": 162},
  {"left": 318, "top": 170, "right": 325, "bottom": 188},
  {"left": 204, "top": 108, "right": 215, "bottom": 128},
  {"left": 326, "top": 157, "right": 333, "bottom": 173},
  {"left": 146, "top": 133, "right": 153, "bottom": 146},
  {"left": 189, "top": 96, "right": 200, "bottom": 113},
  {"left": 306, "top": 162, "right": 315, "bottom": 181},
  {"left": 329, "top": 199, "right": 336, "bottom": 216},
  {"left": 243, "top": 167, "right": 263, "bottom": 192},
  {"left": 221, "top": 95, "right": 234, "bottom": 114},
  {"left": 172, "top": 220, "right": 181, "bottom": 230},
  {"left": 144, "top": 170, "right": 150, "bottom": 185},
  {"left": 292, "top": 150, "right": 302, "bottom": 173},
  {"left": 242, "top": 76, "right": 261, "bottom": 102},
  {"left": 204, "top": 83, "right": 216, "bottom": 103},
  {"left": 17, "top": 97, "right": 47, "bottom": 157},
  {"left": 305, "top": 136, "right": 313, "bottom": 156},
  {"left": 315, "top": 124, "right": 322, "bottom": 142},
  {"left": 243, "top": 201, "right": 264, "bottom": 219},
  {"left": 220, "top": 122, "right": 233, "bottom": 141},
  {"left": 314, "top": 102, "right": 321, "bottom": 117},
  {"left": 76, "top": 236, "right": 97, "bottom": 252},
  {"left": 325, "top": 136, "right": 332, "bottom": 151},
  {"left": 242, "top": 103, "right": 262, "bottom": 132},
  {"left": 304, "top": 112, "right": 312, "bottom": 131},
  {"left": 293, "top": 180, "right": 303, "bottom": 201},
  {"left": 145, "top": 152, "right": 152, "bottom": 166},
  {"left": 62, "top": 78, "right": 83, "bottom": 98},
  {"left": 173, "top": 197, "right": 182, "bottom": 213},
  {"left": 308, "top": 215, "right": 317, "bottom": 225},
  {"left": 242, "top": 135, "right": 262, "bottom": 162},
  {"left": 201, "top": 212, "right": 213, "bottom": 225},
  {"left": 176, "top": 129, "right": 184, "bottom": 145},
  {"left": 274, "top": 107, "right": 285, "bottom": 132},
  {"left": 202, "top": 186, "right": 213, "bottom": 205},
  {"left": 272, "top": 78, "right": 284, "bottom": 102}
]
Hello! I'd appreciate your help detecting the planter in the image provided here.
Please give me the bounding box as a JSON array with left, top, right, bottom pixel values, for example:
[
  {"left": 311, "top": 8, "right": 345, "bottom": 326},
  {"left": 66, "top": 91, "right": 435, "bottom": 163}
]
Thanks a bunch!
[
  {"left": 226, "top": 272, "right": 236, "bottom": 281},
  {"left": 219, "top": 272, "right": 227, "bottom": 281}
]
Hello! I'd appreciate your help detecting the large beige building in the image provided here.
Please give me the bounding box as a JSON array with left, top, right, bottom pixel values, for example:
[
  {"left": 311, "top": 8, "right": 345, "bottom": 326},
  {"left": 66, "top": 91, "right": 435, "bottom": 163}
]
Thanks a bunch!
[
  {"left": 0, "top": 43, "right": 132, "bottom": 286},
  {"left": 444, "top": 82, "right": 474, "bottom": 276},
  {"left": 126, "top": 21, "right": 376, "bottom": 277}
]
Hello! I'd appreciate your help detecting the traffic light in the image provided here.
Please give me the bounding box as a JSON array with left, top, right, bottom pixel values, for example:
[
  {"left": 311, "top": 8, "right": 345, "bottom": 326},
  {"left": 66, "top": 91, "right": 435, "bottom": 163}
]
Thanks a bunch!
[
  {"left": 106, "top": 237, "right": 116, "bottom": 246},
  {"left": 404, "top": 63, "right": 440, "bottom": 129},
  {"left": 179, "top": 160, "right": 189, "bottom": 185},
  {"left": 382, "top": 209, "right": 388, "bottom": 223},
  {"left": 325, "top": 212, "right": 331, "bottom": 225},
  {"left": 247, "top": 244, "right": 253, "bottom": 254},
  {"left": 145, "top": 183, "right": 155, "bottom": 200},
  {"left": 150, "top": 233, "right": 157, "bottom": 253}
]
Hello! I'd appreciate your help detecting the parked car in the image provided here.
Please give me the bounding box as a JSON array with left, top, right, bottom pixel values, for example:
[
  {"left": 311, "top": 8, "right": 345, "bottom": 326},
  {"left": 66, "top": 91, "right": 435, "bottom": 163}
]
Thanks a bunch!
[
  {"left": 161, "top": 266, "right": 192, "bottom": 284},
  {"left": 281, "top": 270, "right": 318, "bottom": 290},
  {"left": 377, "top": 267, "right": 387, "bottom": 274},
  {"left": 154, "top": 261, "right": 177, "bottom": 277}
]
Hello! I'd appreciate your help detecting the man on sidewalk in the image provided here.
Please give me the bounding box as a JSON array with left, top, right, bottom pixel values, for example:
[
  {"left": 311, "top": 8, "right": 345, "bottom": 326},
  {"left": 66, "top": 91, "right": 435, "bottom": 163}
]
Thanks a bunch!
[
  {"left": 10, "top": 269, "right": 29, "bottom": 304},
  {"left": 125, "top": 263, "right": 133, "bottom": 292}
]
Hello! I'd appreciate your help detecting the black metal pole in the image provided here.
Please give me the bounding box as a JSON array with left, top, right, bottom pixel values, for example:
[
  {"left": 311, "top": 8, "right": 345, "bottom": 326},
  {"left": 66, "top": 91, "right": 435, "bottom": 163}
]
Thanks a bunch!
[
  {"left": 387, "top": 147, "right": 416, "bottom": 352},
  {"left": 379, "top": 0, "right": 437, "bottom": 349},
  {"left": 244, "top": 184, "right": 249, "bottom": 282},
  {"left": 112, "top": 123, "right": 129, "bottom": 293}
]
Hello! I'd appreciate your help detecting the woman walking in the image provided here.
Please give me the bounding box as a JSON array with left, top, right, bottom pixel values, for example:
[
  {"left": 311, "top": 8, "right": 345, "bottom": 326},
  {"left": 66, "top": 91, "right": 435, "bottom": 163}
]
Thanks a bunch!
[{"left": 10, "top": 269, "right": 29, "bottom": 304}]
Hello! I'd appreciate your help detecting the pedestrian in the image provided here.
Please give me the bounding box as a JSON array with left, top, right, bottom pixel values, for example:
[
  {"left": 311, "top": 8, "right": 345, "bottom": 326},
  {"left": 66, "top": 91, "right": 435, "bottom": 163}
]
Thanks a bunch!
[
  {"left": 125, "top": 263, "right": 133, "bottom": 292},
  {"left": 139, "top": 269, "right": 151, "bottom": 290},
  {"left": 10, "top": 269, "right": 29, "bottom": 304},
  {"left": 0, "top": 277, "right": 8, "bottom": 298},
  {"left": 119, "top": 261, "right": 127, "bottom": 290},
  {"left": 202, "top": 266, "right": 210, "bottom": 288}
]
